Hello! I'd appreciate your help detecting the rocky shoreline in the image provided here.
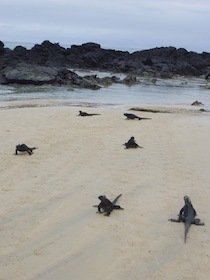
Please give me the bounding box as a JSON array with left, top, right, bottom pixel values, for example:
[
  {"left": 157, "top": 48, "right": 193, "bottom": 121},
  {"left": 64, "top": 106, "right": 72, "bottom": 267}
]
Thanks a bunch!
[{"left": 0, "top": 40, "right": 210, "bottom": 89}]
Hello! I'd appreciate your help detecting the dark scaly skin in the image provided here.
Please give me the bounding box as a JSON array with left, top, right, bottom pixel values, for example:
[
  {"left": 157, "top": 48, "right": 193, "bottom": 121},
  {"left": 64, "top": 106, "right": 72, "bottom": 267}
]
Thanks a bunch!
[
  {"left": 169, "top": 196, "right": 204, "bottom": 243},
  {"left": 78, "top": 111, "right": 100, "bottom": 116},
  {"left": 97, "top": 194, "right": 124, "bottom": 216},
  {"left": 124, "top": 136, "right": 142, "bottom": 149},
  {"left": 15, "top": 144, "right": 37, "bottom": 155},
  {"left": 124, "top": 113, "right": 151, "bottom": 120}
]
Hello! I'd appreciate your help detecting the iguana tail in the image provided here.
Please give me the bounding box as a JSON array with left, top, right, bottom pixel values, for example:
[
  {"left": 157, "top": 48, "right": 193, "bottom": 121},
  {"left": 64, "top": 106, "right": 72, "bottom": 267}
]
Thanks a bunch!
[
  {"left": 112, "top": 194, "right": 122, "bottom": 205},
  {"left": 138, "top": 117, "right": 151, "bottom": 120},
  {"left": 184, "top": 221, "right": 191, "bottom": 243}
]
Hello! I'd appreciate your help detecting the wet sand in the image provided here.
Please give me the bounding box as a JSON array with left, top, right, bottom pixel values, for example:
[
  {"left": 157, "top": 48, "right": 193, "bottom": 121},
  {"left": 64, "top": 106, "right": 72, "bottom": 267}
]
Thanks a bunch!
[{"left": 1, "top": 105, "right": 210, "bottom": 280}]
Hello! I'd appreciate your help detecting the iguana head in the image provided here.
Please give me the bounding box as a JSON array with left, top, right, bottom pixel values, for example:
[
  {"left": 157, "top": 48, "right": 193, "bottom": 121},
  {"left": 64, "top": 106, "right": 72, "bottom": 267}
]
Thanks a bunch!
[
  {"left": 98, "top": 195, "right": 107, "bottom": 201},
  {"left": 184, "top": 196, "right": 190, "bottom": 203}
]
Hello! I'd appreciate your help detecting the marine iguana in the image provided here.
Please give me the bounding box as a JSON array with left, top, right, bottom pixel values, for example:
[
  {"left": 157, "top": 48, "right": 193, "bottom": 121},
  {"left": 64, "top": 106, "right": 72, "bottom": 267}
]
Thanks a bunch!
[
  {"left": 15, "top": 144, "right": 37, "bottom": 155},
  {"left": 169, "top": 196, "right": 205, "bottom": 243},
  {"left": 78, "top": 110, "right": 100, "bottom": 116},
  {"left": 124, "top": 136, "right": 142, "bottom": 149},
  {"left": 124, "top": 113, "right": 151, "bottom": 120},
  {"left": 94, "top": 194, "right": 124, "bottom": 216}
]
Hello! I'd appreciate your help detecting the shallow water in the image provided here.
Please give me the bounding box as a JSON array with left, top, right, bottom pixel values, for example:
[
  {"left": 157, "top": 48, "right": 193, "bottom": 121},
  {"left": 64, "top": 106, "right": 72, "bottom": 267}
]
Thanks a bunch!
[{"left": 0, "top": 71, "right": 210, "bottom": 109}]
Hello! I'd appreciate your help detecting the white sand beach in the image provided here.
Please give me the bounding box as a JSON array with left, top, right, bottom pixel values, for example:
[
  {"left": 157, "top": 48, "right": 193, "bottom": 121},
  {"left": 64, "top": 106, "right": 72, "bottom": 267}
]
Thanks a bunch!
[{"left": 1, "top": 104, "right": 210, "bottom": 280}]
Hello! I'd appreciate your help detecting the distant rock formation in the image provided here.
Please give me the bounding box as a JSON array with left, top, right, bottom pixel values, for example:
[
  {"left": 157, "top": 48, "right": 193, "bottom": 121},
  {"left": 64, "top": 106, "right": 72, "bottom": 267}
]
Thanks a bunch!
[
  {"left": 0, "top": 40, "right": 210, "bottom": 87},
  {"left": 191, "top": 101, "right": 204, "bottom": 106}
]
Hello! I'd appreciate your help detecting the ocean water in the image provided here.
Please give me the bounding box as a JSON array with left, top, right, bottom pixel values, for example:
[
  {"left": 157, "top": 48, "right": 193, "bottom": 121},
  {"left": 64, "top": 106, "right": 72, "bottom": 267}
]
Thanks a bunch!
[
  {"left": 0, "top": 75, "right": 210, "bottom": 109},
  {"left": 1, "top": 41, "right": 210, "bottom": 109},
  {"left": 3, "top": 41, "right": 37, "bottom": 50}
]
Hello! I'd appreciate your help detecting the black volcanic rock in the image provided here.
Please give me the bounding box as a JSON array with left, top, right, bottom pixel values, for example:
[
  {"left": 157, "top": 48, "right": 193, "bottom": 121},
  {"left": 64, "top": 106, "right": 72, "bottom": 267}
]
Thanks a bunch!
[
  {"left": 1, "top": 63, "right": 102, "bottom": 89},
  {"left": 0, "top": 41, "right": 5, "bottom": 55},
  {"left": 191, "top": 100, "right": 204, "bottom": 106},
  {"left": 29, "top": 40, "right": 66, "bottom": 67},
  {"left": 0, "top": 40, "right": 210, "bottom": 87},
  {"left": 2, "top": 63, "right": 58, "bottom": 85}
]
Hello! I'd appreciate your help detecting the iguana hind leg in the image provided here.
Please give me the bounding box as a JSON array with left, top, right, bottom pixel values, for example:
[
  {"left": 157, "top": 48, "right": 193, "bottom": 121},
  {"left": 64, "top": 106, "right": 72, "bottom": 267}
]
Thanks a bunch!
[{"left": 194, "top": 218, "right": 205, "bottom": 226}]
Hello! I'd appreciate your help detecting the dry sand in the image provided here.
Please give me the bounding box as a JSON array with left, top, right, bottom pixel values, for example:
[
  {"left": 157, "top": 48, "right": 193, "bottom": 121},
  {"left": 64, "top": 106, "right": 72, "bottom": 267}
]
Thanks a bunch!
[{"left": 1, "top": 104, "right": 210, "bottom": 280}]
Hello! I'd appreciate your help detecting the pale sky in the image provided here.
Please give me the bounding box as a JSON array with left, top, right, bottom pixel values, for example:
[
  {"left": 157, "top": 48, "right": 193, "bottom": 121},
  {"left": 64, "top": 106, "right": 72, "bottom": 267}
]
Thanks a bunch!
[{"left": 1, "top": 0, "right": 210, "bottom": 53}]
